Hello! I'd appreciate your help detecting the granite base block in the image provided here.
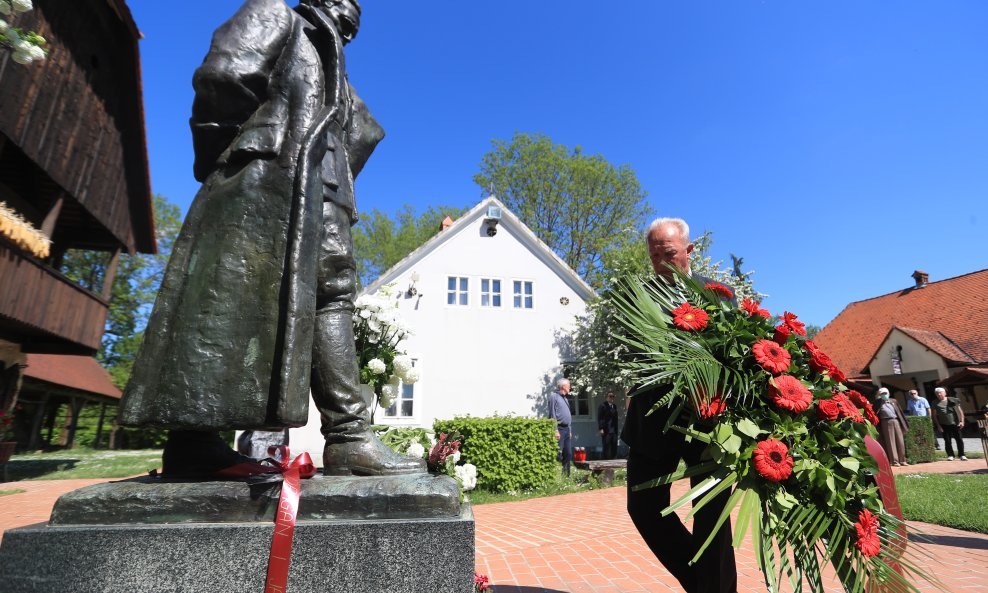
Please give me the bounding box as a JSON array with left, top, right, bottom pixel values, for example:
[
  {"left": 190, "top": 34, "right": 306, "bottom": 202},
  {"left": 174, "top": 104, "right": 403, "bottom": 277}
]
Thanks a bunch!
[{"left": 0, "top": 505, "right": 474, "bottom": 593}]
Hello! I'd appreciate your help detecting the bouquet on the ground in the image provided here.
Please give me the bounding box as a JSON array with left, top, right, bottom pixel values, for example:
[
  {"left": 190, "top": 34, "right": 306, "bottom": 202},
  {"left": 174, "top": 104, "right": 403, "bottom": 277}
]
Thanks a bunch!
[
  {"left": 377, "top": 427, "right": 477, "bottom": 492},
  {"left": 610, "top": 272, "right": 938, "bottom": 593},
  {"left": 353, "top": 285, "right": 419, "bottom": 410}
]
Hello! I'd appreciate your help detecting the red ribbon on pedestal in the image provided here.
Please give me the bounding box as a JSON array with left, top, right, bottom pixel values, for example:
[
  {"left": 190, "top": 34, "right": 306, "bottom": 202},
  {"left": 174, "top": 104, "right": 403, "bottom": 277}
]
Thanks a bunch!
[
  {"left": 864, "top": 435, "right": 907, "bottom": 579},
  {"left": 262, "top": 446, "right": 316, "bottom": 593}
]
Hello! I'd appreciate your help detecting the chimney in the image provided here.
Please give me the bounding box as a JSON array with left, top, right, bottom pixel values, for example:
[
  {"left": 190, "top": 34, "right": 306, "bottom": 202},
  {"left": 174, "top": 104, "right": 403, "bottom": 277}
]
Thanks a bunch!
[
  {"left": 439, "top": 216, "right": 454, "bottom": 231},
  {"left": 911, "top": 270, "right": 928, "bottom": 288}
]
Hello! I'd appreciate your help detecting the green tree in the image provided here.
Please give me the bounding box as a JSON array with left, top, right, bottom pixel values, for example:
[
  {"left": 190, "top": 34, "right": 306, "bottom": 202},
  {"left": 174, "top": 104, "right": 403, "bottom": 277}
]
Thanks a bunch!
[
  {"left": 474, "top": 132, "right": 653, "bottom": 287},
  {"left": 353, "top": 203, "right": 468, "bottom": 286},
  {"left": 61, "top": 194, "right": 182, "bottom": 388}
]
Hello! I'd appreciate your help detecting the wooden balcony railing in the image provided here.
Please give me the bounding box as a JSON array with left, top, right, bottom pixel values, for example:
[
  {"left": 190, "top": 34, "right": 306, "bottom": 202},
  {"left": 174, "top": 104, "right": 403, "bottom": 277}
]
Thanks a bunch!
[{"left": 0, "top": 239, "right": 108, "bottom": 353}]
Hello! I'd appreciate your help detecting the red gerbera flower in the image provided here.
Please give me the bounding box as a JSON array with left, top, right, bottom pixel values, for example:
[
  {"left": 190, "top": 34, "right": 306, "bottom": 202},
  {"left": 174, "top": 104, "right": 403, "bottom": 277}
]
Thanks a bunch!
[
  {"left": 863, "top": 404, "right": 879, "bottom": 426},
  {"left": 752, "top": 339, "right": 792, "bottom": 375},
  {"left": 753, "top": 439, "right": 794, "bottom": 482},
  {"left": 808, "top": 349, "right": 835, "bottom": 374},
  {"left": 474, "top": 573, "right": 491, "bottom": 592},
  {"left": 671, "top": 302, "right": 709, "bottom": 331},
  {"left": 781, "top": 311, "right": 807, "bottom": 336},
  {"left": 817, "top": 399, "right": 840, "bottom": 421},
  {"left": 855, "top": 509, "right": 881, "bottom": 557},
  {"left": 833, "top": 393, "right": 864, "bottom": 422},
  {"left": 697, "top": 396, "right": 727, "bottom": 420},
  {"left": 846, "top": 390, "right": 869, "bottom": 408},
  {"left": 773, "top": 323, "right": 792, "bottom": 345},
  {"left": 704, "top": 282, "right": 734, "bottom": 300},
  {"left": 741, "top": 298, "right": 771, "bottom": 318},
  {"left": 769, "top": 375, "right": 813, "bottom": 413}
]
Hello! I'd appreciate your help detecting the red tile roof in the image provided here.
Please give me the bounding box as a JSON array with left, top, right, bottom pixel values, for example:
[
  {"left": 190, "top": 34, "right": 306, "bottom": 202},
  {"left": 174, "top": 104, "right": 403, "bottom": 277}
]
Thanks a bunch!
[
  {"left": 814, "top": 269, "right": 988, "bottom": 378},
  {"left": 22, "top": 354, "right": 122, "bottom": 399}
]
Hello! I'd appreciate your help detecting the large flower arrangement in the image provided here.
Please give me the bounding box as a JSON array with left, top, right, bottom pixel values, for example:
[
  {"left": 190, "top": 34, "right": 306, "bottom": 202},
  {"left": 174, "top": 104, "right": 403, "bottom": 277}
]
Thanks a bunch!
[
  {"left": 610, "top": 273, "right": 938, "bottom": 593},
  {"left": 377, "top": 426, "right": 478, "bottom": 493},
  {"left": 0, "top": 0, "right": 47, "bottom": 65},
  {"left": 353, "top": 285, "right": 419, "bottom": 411}
]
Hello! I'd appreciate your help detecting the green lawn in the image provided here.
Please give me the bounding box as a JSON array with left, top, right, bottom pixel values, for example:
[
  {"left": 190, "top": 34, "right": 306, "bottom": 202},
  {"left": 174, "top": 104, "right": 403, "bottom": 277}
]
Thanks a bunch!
[
  {"left": 896, "top": 473, "right": 988, "bottom": 534},
  {"left": 467, "top": 467, "right": 627, "bottom": 505},
  {"left": 5, "top": 449, "right": 161, "bottom": 481}
]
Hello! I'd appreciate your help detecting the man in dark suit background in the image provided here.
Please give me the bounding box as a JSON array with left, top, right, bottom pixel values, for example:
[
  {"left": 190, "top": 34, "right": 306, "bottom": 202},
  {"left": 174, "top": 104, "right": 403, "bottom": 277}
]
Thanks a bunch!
[
  {"left": 597, "top": 391, "right": 619, "bottom": 459},
  {"left": 621, "top": 217, "right": 738, "bottom": 593}
]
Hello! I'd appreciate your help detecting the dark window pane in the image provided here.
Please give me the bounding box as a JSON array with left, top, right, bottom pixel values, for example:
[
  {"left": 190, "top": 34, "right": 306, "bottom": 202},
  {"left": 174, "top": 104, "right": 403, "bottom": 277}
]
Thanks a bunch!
[
  {"left": 401, "top": 400, "right": 414, "bottom": 417},
  {"left": 514, "top": 296, "right": 521, "bottom": 308},
  {"left": 459, "top": 278, "right": 468, "bottom": 291},
  {"left": 481, "top": 294, "right": 489, "bottom": 307},
  {"left": 493, "top": 280, "right": 500, "bottom": 292},
  {"left": 386, "top": 403, "right": 397, "bottom": 416},
  {"left": 448, "top": 277, "right": 456, "bottom": 290},
  {"left": 493, "top": 295, "right": 501, "bottom": 307},
  {"left": 525, "top": 296, "right": 533, "bottom": 309},
  {"left": 447, "top": 292, "right": 455, "bottom": 305},
  {"left": 460, "top": 293, "right": 468, "bottom": 305},
  {"left": 482, "top": 279, "right": 489, "bottom": 291},
  {"left": 514, "top": 281, "right": 521, "bottom": 294},
  {"left": 525, "top": 282, "right": 533, "bottom": 295}
]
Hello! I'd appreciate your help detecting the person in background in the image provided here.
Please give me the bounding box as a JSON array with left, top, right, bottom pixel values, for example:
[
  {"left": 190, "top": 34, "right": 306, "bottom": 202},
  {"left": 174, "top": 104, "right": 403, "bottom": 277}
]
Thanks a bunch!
[
  {"left": 875, "top": 387, "right": 909, "bottom": 466},
  {"left": 905, "top": 389, "right": 930, "bottom": 417},
  {"left": 932, "top": 387, "right": 967, "bottom": 461},
  {"left": 549, "top": 378, "right": 574, "bottom": 476},
  {"left": 597, "top": 391, "right": 619, "bottom": 460}
]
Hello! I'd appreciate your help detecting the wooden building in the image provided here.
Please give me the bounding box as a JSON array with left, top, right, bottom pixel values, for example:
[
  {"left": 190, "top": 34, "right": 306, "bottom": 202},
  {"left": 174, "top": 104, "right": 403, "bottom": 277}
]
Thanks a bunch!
[{"left": 0, "top": 0, "right": 154, "bottom": 447}]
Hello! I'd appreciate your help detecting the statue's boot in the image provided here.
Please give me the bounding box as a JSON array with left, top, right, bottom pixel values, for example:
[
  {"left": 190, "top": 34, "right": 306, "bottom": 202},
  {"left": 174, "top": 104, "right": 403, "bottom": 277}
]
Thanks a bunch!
[
  {"left": 161, "top": 430, "right": 260, "bottom": 479},
  {"left": 312, "top": 305, "right": 426, "bottom": 476}
]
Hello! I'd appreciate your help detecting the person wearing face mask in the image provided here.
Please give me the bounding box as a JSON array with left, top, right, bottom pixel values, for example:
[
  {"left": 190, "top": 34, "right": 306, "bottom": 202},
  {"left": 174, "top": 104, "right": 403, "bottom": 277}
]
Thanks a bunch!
[
  {"left": 875, "top": 387, "right": 909, "bottom": 466},
  {"left": 119, "top": 0, "right": 425, "bottom": 478}
]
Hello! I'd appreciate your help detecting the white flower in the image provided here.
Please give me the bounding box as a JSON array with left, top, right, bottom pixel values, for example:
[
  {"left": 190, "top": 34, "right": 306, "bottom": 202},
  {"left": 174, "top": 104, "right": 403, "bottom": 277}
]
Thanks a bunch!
[
  {"left": 11, "top": 0, "right": 32, "bottom": 13},
  {"left": 393, "top": 355, "right": 413, "bottom": 376},
  {"left": 450, "top": 451, "right": 461, "bottom": 464},
  {"left": 367, "top": 332, "right": 379, "bottom": 344},
  {"left": 367, "top": 358, "right": 386, "bottom": 375},
  {"left": 0, "top": 4, "right": 11, "bottom": 16},
  {"left": 379, "top": 384, "right": 396, "bottom": 408},
  {"left": 12, "top": 37, "right": 31, "bottom": 52},
  {"left": 406, "top": 442, "right": 425, "bottom": 458},
  {"left": 359, "top": 308, "right": 371, "bottom": 319},
  {"left": 403, "top": 367, "right": 421, "bottom": 384},
  {"left": 0, "top": 19, "right": 9, "bottom": 33},
  {"left": 11, "top": 50, "right": 32, "bottom": 64},
  {"left": 455, "top": 463, "right": 477, "bottom": 491},
  {"left": 28, "top": 43, "right": 43, "bottom": 61}
]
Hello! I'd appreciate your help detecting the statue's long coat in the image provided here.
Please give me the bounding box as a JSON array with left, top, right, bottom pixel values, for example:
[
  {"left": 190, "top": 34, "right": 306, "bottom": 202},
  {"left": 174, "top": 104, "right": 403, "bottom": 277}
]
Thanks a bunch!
[{"left": 121, "top": 0, "right": 372, "bottom": 430}]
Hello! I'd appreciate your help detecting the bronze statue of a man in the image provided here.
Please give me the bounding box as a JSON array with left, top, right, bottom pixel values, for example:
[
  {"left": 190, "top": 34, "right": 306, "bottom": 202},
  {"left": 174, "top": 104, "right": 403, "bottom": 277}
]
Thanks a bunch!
[{"left": 120, "top": 0, "right": 424, "bottom": 478}]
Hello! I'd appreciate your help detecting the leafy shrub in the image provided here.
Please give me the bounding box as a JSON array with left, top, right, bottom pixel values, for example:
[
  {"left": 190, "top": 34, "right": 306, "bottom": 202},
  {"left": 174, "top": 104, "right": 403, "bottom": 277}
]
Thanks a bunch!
[
  {"left": 374, "top": 426, "right": 432, "bottom": 454},
  {"left": 433, "top": 416, "right": 557, "bottom": 493},
  {"left": 905, "top": 416, "right": 936, "bottom": 463}
]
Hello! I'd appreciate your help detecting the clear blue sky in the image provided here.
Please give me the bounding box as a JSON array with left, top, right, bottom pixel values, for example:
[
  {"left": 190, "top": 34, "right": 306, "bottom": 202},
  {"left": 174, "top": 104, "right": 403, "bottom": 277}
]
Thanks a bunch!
[{"left": 130, "top": 1, "right": 988, "bottom": 327}]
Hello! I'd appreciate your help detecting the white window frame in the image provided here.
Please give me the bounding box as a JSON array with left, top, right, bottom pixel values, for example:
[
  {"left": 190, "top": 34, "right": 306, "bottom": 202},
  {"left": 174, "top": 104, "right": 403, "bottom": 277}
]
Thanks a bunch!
[
  {"left": 446, "top": 276, "right": 469, "bottom": 307},
  {"left": 383, "top": 357, "right": 420, "bottom": 421},
  {"left": 512, "top": 279, "right": 534, "bottom": 310},
  {"left": 480, "top": 277, "right": 503, "bottom": 308}
]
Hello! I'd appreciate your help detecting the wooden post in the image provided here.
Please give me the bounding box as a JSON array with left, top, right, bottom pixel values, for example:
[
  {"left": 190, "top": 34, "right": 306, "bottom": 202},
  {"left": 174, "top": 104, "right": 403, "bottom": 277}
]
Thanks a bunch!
[
  {"left": 101, "top": 247, "right": 122, "bottom": 300},
  {"left": 27, "top": 392, "right": 50, "bottom": 450},
  {"left": 44, "top": 400, "right": 60, "bottom": 447},
  {"left": 64, "top": 397, "right": 84, "bottom": 449},
  {"left": 40, "top": 194, "right": 65, "bottom": 238},
  {"left": 93, "top": 402, "right": 107, "bottom": 449}
]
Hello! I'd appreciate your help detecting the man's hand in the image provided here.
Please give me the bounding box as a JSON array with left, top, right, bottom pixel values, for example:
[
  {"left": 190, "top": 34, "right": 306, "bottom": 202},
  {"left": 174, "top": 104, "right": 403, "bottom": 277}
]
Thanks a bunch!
[
  {"left": 555, "top": 430, "right": 560, "bottom": 441},
  {"left": 599, "top": 429, "right": 604, "bottom": 436}
]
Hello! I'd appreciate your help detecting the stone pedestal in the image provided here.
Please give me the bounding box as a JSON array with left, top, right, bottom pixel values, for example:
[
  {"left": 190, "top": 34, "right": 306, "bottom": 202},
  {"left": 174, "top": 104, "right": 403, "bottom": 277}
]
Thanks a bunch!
[{"left": 0, "top": 475, "right": 474, "bottom": 593}]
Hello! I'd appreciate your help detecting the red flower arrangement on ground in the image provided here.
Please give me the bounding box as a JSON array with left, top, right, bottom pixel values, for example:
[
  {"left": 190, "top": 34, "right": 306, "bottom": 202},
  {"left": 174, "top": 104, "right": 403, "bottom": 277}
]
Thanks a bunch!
[
  {"left": 671, "top": 302, "right": 709, "bottom": 331},
  {"left": 753, "top": 438, "right": 794, "bottom": 482},
  {"left": 752, "top": 339, "right": 792, "bottom": 375},
  {"left": 474, "top": 572, "right": 491, "bottom": 592}
]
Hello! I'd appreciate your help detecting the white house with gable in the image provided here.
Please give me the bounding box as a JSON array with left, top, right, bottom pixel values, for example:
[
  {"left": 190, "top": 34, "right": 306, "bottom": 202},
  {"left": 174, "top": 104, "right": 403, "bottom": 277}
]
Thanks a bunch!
[{"left": 289, "top": 197, "right": 600, "bottom": 461}]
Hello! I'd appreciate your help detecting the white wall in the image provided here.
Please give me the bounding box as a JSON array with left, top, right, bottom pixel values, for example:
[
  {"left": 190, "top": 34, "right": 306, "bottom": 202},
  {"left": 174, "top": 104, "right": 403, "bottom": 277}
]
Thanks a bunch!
[{"left": 288, "top": 212, "right": 591, "bottom": 462}]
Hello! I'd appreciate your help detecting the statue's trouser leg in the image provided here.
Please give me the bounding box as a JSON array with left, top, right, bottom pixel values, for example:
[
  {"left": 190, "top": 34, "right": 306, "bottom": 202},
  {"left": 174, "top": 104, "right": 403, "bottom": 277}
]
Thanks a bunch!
[{"left": 313, "top": 202, "right": 425, "bottom": 475}]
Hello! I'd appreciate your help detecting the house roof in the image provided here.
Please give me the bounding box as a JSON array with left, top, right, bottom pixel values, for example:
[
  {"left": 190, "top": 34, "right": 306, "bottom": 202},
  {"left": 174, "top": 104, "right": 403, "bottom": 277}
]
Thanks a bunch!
[
  {"left": 814, "top": 269, "right": 988, "bottom": 377},
  {"left": 22, "top": 354, "right": 122, "bottom": 400},
  {"left": 939, "top": 365, "right": 988, "bottom": 388},
  {"left": 362, "top": 196, "right": 597, "bottom": 302}
]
